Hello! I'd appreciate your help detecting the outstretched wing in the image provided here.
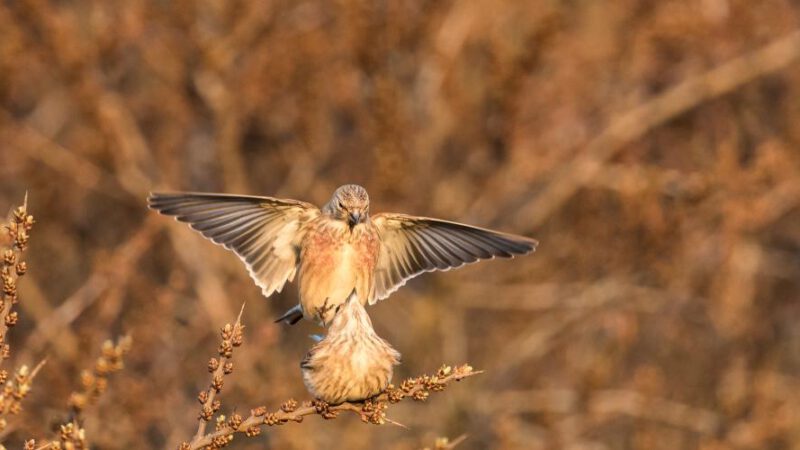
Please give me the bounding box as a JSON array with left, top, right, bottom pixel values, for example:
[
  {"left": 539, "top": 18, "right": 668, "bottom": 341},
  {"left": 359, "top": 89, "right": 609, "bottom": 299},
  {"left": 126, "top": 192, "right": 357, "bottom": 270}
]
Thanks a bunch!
[
  {"left": 369, "top": 213, "right": 538, "bottom": 304},
  {"left": 148, "top": 192, "right": 320, "bottom": 297}
]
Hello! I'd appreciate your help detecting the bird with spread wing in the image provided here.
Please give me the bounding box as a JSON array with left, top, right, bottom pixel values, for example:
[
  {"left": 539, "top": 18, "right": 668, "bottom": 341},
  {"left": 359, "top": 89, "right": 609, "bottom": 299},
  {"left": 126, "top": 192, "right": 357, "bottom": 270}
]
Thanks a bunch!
[{"left": 148, "top": 184, "right": 538, "bottom": 326}]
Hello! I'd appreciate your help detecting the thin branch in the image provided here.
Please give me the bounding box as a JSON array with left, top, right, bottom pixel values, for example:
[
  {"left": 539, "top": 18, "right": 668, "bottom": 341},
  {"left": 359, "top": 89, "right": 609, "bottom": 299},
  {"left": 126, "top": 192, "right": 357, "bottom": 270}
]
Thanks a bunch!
[
  {"left": 588, "top": 389, "right": 720, "bottom": 435},
  {"left": 68, "top": 336, "right": 133, "bottom": 415},
  {"left": 510, "top": 29, "right": 800, "bottom": 230},
  {"left": 193, "top": 304, "right": 245, "bottom": 443},
  {"left": 25, "top": 335, "right": 134, "bottom": 449},
  {"left": 0, "top": 109, "right": 126, "bottom": 201},
  {"left": 422, "top": 434, "right": 468, "bottom": 450},
  {"left": 182, "top": 365, "right": 481, "bottom": 450},
  {"left": 23, "top": 216, "right": 160, "bottom": 357},
  {"left": 0, "top": 360, "right": 46, "bottom": 441},
  {"left": 0, "top": 197, "right": 34, "bottom": 365}
]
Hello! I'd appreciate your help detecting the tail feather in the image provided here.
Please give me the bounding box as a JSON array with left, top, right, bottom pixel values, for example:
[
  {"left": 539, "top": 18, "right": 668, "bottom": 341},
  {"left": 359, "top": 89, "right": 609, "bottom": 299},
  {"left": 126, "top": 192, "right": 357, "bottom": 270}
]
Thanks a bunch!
[{"left": 275, "top": 305, "right": 304, "bottom": 325}]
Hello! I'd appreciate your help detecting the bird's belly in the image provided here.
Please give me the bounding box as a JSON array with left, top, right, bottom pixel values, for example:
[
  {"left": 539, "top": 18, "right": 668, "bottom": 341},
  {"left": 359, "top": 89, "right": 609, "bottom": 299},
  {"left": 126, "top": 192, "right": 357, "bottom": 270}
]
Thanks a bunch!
[
  {"left": 299, "top": 222, "right": 380, "bottom": 322},
  {"left": 300, "top": 243, "right": 359, "bottom": 317}
]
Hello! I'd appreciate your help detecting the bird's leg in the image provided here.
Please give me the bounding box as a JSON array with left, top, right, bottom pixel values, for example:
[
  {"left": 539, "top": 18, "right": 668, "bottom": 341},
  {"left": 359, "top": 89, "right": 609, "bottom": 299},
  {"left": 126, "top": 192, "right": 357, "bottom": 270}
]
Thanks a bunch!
[{"left": 317, "top": 297, "right": 336, "bottom": 326}]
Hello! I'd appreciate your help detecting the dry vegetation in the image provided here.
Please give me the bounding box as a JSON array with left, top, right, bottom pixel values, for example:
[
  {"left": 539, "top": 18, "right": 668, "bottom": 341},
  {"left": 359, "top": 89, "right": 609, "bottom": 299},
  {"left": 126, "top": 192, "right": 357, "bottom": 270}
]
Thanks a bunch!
[
  {"left": 178, "top": 306, "right": 477, "bottom": 450},
  {"left": 2, "top": 0, "right": 800, "bottom": 449}
]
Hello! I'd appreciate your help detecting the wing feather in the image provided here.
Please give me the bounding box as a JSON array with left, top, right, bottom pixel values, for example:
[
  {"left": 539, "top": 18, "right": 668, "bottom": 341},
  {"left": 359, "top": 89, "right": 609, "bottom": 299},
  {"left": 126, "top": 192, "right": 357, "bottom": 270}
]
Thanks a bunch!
[
  {"left": 369, "top": 213, "right": 538, "bottom": 303},
  {"left": 148, "top": 192, "right": 320, "bottom": 297}
]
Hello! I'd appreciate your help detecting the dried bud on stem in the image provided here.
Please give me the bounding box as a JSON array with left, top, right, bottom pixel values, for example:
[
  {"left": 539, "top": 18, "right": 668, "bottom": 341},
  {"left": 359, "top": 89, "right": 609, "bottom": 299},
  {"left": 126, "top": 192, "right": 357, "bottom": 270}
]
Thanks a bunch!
[
  {"left": 68, "top": 335, "right": 132, "bottom": 415},
  {"left": 32, "top": 335, "right": 133, "bottom": 449},
  {"left": 0, "top": 197, "right": 44, "bottom": 435},
  {"left": 183, "top": 364, "right": 480, "bottom": 449},
  {"left": 190, "top": 304, "right": 246, "bottom": 445},
  {"left": 0, "top": 361, "right": 46, "bottom": 434},
  {"left": 0, "top": 195, "right": 35, "bottom": 363},
  {"left": 0, "top": 197, "right": 134, "bottom": 448}
]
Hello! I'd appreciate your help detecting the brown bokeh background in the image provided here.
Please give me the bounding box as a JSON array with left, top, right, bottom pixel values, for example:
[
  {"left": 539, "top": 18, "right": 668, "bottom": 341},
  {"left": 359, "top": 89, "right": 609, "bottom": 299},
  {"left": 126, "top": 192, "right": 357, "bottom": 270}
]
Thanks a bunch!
[{"left": 2, "top": 1, "right": 800, "bottom": 449}]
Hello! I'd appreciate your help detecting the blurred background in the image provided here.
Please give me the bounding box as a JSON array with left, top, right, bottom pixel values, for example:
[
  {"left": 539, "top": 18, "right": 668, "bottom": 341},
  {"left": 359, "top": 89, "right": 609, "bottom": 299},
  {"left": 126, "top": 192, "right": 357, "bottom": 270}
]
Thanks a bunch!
[{"left": 2, "top": 0, "right": 800, "bottom": 449}]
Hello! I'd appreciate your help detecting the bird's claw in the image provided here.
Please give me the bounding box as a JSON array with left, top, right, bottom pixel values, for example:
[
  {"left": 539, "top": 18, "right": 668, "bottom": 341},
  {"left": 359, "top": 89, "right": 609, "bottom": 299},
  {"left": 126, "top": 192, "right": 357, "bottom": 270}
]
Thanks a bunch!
[{"left": 316, "top": 297, "right": 337, "bottom": 326}]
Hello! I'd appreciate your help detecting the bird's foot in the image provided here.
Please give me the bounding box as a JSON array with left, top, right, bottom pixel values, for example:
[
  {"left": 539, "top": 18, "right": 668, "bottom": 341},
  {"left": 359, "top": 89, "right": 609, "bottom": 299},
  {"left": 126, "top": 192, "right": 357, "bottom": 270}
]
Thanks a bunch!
[{"left": 316, "top": 297, "right": 337, "bottom": 326}]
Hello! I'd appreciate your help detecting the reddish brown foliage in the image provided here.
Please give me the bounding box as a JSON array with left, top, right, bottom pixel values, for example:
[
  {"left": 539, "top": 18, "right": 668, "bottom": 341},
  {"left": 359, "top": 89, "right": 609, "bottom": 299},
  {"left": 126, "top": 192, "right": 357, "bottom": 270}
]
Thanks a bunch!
[{"left": 2, "top": 1, "right": 800, "bottom": 449}]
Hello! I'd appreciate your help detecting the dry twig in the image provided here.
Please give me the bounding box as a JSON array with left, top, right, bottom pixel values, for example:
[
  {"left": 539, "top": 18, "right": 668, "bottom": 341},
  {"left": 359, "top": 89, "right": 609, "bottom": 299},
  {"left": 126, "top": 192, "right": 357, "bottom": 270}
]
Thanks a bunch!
[
  {"left": 0, "top": 196, "right": 45, "bottom": 437},
  {"left": 0, "top": 194, "right": 34, "bottom": 363},
  {"left": 178, "top": 306, "right": 480, "bottom": 450},
  {"left": 67, "top": 336, "right": 133, "bottom": 416},
  {"left": 421, "top": 434, "right": 468, "bottom": 450},
  {"left": 22, "top": 335, "right": 133, "bottom": 450},
  {"left": 24, "top": 217, "right": 159, "bottom": 357},
  {"left": 0, "top": 198, "right": 134, "bottom": 449},
  {"left": 510, "top": 29, "right": 800, "bottom": 230},
  {"left": 181, "top": 364, "right": 479, "bottom": 450},
  {"left": 192, "top": 304, "right": 245, "bottom": 444}
]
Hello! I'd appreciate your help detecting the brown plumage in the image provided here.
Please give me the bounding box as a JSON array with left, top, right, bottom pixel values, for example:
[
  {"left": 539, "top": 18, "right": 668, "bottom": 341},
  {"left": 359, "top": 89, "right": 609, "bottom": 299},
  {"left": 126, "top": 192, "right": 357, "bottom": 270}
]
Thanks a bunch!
[
  {"left": 148, "top": 184, "right": 538, "bottom": 325},
  {"left": 300, "top": 294, "right": 401, "bottom": 404}
]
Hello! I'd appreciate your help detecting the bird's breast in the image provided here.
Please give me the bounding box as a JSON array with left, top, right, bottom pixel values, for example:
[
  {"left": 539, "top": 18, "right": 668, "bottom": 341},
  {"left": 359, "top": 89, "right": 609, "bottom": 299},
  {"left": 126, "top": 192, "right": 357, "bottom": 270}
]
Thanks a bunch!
[{"left": 299, "top": 219, "right": 380, "bottom": 317}]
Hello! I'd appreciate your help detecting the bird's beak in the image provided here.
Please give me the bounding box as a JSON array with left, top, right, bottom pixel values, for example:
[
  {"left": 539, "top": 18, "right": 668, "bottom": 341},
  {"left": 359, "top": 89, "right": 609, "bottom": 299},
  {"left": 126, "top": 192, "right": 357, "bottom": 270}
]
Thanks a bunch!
[{"left": 348, "top": 211, "right": 362, "bottom": 227}]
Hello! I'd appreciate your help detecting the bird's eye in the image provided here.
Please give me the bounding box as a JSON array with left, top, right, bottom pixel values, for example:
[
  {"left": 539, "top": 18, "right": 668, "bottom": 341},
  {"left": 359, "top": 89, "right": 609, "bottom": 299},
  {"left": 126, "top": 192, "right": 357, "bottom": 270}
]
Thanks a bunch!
[{"left": 338, "top": 201, "right": 344, "bottom": 209}]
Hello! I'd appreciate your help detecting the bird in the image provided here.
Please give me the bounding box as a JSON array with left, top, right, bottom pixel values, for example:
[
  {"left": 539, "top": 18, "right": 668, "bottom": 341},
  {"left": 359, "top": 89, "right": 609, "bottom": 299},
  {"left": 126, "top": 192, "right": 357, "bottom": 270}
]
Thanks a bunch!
[
  {"left": 300, "top": 292, "right": 400, "bottom": 404},
  {"left": 148, "top": 184, "right": 538, "bottom": 326}
]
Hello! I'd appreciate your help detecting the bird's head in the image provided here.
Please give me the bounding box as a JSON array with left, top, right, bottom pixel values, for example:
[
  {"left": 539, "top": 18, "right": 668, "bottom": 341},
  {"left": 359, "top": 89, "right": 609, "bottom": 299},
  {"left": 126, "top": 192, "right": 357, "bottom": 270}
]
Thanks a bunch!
[{"left": 325, "top": 184, "right": 370, "bottom": 227}]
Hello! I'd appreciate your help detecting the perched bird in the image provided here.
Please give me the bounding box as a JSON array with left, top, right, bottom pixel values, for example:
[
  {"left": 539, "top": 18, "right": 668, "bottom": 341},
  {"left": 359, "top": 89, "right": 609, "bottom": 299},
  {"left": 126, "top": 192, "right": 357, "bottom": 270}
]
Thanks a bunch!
[
  {"left": 300, "top": 293, "right": 400, "bottom": 404},
  {"left": 148, "top": 184, "right": 538, "bottom": 325}
]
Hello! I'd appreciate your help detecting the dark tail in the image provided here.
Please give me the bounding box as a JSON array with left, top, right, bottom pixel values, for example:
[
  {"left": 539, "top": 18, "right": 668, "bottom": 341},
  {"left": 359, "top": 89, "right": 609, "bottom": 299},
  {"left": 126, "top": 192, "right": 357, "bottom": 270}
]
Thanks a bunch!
[{"left": 275, "top": 305, "right": 303, "bottom": 325}]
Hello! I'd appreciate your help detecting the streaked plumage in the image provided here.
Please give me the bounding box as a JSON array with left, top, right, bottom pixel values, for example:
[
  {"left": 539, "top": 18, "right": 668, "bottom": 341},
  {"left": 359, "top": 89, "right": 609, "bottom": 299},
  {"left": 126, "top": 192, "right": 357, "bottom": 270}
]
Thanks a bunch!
[
  {"left": 148, "top": 184, "right": 538, "bottom": 325},
  {"left": 300, "top": 293, "right": 400, "bottom": 404}
]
